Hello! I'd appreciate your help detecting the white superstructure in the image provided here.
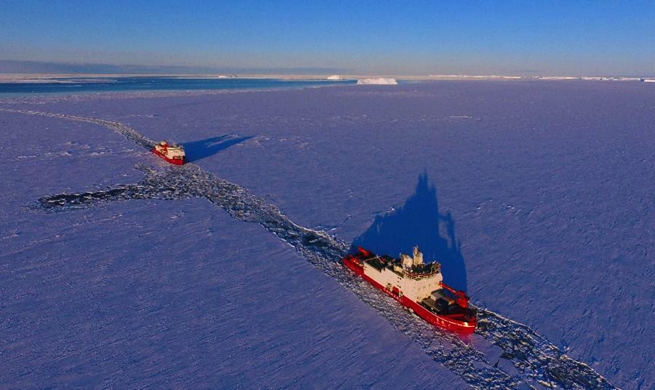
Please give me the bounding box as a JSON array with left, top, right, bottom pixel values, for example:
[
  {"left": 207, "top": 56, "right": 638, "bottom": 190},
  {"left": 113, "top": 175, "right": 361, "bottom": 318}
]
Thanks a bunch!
[{"left": 363, "top": 247, "right": 442, "bottom": 302}]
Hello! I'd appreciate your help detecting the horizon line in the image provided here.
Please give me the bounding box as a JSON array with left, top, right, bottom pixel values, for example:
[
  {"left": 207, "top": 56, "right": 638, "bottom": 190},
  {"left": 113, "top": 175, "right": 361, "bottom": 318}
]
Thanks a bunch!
[{"left": 1, "top": 60, "right": 653, "bottom": 79}]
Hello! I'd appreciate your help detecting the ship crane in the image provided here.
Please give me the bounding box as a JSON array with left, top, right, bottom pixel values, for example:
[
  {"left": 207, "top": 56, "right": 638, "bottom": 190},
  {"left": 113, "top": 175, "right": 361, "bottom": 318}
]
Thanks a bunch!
[{"left": 439, "top": 281, "right": 470, "bottom": 309}]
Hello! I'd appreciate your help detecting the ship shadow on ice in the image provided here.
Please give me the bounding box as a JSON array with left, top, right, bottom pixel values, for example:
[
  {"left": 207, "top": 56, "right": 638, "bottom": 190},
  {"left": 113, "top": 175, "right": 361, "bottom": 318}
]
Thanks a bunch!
[
  {"left": 182, "top": 135, "right": 252, "bottom": 163},
  {"left": 351, "top": 173, "right": 468, "bottom": 292}
]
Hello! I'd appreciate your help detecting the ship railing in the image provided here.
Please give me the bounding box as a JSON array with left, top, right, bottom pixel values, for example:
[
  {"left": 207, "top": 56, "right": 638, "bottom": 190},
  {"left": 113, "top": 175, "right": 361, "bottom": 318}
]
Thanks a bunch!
[{"left": 405, "top": 270, "right": 439, "bottom": 279}]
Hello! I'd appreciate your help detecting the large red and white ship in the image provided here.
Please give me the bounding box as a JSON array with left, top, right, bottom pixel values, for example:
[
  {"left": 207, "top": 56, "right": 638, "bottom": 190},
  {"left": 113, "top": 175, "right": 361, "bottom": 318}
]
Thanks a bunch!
[
  {"left": 343, "top": 246, "right": 477, "bottom": 334},
  {"left": 153, "top": 141, "right": 185, "bottom": 165}
]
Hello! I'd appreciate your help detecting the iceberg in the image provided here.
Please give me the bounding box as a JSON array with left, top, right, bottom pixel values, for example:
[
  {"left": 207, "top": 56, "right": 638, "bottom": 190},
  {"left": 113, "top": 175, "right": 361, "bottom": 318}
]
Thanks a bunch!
[{"left": 356, "top": 77, "right": 398, "bottom": 85}]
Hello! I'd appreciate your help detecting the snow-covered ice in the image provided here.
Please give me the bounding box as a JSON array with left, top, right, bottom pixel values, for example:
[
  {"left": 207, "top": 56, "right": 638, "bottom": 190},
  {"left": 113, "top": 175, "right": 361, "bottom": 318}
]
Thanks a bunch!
[
  {"left": 2, "top": 80, "right": 654, "bottom": 389},
  {"left": 0, "top": 109, "right": 468, "bottom": 389}
]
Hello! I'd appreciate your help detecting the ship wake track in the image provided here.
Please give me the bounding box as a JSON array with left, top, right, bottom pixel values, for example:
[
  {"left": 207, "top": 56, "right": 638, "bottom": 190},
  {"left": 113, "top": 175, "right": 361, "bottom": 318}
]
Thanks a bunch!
[{"left": 6, "top": 108, "right": 615, "bottom": 390}]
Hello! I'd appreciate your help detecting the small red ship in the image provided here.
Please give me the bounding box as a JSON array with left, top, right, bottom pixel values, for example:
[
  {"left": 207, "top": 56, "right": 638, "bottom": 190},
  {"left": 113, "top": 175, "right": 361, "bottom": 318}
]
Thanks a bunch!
[
  {"left": 343, "top": 246, "right": 477, "bottom": 334},
  {"left": 153, "top": 141, "right": 185, "bottom": 165}
]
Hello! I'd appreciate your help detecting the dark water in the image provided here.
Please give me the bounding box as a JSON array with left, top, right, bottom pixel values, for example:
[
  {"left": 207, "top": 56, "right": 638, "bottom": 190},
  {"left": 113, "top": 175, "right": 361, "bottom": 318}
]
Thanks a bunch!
[{"left": 0, "top": 77, "right": 355, "bottom": 97}]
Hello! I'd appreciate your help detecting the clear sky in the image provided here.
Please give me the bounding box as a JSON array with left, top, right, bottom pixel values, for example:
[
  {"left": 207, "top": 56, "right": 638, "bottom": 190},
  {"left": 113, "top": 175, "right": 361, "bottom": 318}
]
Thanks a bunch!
[{"left": 1, "top": 0, "right": 654, "bottom": 76}]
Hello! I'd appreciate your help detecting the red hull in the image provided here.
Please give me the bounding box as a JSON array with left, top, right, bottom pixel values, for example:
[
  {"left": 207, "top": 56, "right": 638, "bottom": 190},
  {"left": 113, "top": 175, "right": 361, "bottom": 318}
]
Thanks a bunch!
[
  {"left": 343, "top": 255, "right": 476, "bottom": 334},
  {"left": 152, "top": 148, "right": 184, "bottom": 165}
]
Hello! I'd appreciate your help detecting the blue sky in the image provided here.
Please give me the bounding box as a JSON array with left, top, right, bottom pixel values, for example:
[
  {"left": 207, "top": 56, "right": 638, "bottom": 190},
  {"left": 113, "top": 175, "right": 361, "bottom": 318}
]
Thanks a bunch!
[{"left": 1, "top": 0, "right": 654, "bottom": 75}]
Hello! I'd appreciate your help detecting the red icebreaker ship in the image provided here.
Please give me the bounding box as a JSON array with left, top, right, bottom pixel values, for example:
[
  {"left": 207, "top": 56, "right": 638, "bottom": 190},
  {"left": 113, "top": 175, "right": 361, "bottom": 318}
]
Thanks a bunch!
[
  {"left": 153, "top": 141, "right": 185, "bottom": 165},
  {"left": 343, "top": 246, "right": 477, "bottom": 334}
]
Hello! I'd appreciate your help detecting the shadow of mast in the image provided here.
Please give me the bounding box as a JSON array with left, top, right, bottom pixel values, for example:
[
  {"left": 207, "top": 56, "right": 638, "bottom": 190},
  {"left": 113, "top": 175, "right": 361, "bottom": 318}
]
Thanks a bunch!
[{"left": 351, "top": 172, "right": 468, "bottom": 291}]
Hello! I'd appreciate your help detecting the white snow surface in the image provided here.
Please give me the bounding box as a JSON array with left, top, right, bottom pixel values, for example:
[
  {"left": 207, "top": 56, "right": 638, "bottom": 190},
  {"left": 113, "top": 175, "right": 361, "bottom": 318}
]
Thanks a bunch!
[
  {"left": 0, "top": 111, "right": 468, "bottom": 389},
  {"left": 357, "top": 77, "right": 398, "bottom": 85},
  {"left": 2, "top": 80, "right": 654, "bottom": 389}
]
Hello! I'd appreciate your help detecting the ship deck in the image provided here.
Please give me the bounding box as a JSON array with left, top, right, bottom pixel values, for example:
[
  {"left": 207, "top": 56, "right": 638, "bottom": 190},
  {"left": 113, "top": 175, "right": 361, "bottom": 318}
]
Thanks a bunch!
[
  {"left": 421, "top": 294, "right": 477, "bottom": 321},
  {"left": 420, "top": 296, "right": 444, "bottom": 314},
  {"left": 364, "top": 255, "right": 397, "bottom": 270},
  {"left": 365, "top": 256, "right": 386, "bottom": 271}
]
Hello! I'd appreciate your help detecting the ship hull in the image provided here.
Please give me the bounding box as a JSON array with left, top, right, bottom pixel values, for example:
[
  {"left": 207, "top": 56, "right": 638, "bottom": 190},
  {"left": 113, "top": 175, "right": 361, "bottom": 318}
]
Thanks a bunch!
[
  {"left": 153, "top": 148, "right": 184, "bottom": 165},
  {"left": 343, "top": 255, "right": 476, "bottom": 334}
]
